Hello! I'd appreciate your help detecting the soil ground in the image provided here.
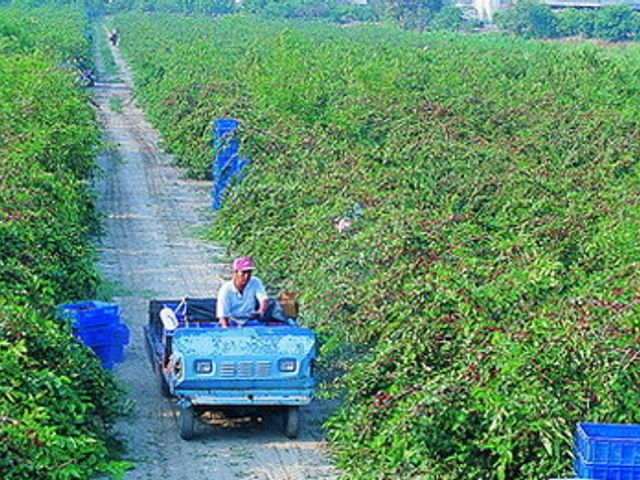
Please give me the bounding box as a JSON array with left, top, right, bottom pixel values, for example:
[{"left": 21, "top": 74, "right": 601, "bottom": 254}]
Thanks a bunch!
[{"left": 91, "top": 30, "right": 339, "bottom": 480}]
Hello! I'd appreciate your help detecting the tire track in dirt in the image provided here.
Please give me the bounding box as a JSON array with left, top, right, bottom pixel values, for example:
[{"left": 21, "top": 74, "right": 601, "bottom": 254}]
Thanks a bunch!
[{"left": 91, "top": 28, "right": 339, "bottom": 480}]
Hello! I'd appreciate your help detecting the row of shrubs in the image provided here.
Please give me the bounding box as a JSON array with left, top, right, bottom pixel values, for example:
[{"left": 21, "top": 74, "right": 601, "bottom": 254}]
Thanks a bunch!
[
  {"left": 104, "top": 0, "right": 477, "bottom": 31},
  {"left": 115, "top": 12, "right": 640, "bottom": 479},
  {"left": 97, "top": 0, "right": 640, "bottom": 41},
  {"left": 496, "top": 1, "right": 640, "bottom": 42},
  {"left": 0, "top": 5, "right": 127, "bottom": 479}
]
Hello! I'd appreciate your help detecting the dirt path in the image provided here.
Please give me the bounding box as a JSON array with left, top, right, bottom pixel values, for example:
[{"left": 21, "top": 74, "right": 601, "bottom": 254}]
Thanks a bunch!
[{"left": 91, "top": 31, "right": 339, "bottom": 480}]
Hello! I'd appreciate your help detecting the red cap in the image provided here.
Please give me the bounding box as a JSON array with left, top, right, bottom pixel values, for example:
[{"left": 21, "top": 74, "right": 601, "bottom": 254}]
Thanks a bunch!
[{"left": 232, "top": 256, "right": 255, "bottom": 271}]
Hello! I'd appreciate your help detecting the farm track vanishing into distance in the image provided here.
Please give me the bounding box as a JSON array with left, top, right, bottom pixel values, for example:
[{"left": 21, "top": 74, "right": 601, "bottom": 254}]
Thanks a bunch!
[{"left": 92, "top": 30, "right": 338, "bottom": 480}]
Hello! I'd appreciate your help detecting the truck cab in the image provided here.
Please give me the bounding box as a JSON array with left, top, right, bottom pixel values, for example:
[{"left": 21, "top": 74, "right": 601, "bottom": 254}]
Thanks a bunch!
[{"left": 144, "top": 298, "right": 316, "bottom": 440}]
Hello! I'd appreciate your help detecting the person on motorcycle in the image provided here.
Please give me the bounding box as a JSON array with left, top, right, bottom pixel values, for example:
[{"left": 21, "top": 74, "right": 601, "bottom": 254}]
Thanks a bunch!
[{"left": 216, "top": 256, "right": 268, "bottom": 328}]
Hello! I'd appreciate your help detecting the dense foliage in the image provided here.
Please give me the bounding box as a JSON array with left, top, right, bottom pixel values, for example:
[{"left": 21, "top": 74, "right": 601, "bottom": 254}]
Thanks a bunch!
[
  {"left": 106, "top": 0, "right": 466, "bottom": 29},
  {"left": 592, "top": 4, "right": 640, "bottom": 41},
  {"left": 494, "top": 0, "right": 558, "bottom": 38},
  {"left": 496, "top": 1, "right": 640, "bottom": 42},
  {"left": 115, "top": 13, "right": 640, "bottom": 479},
  {"left": 7, "top": 0, "right": 107, "bottom": 17},
  {"left": 0, "top": 5, "right": 127, "bottom": 479}
]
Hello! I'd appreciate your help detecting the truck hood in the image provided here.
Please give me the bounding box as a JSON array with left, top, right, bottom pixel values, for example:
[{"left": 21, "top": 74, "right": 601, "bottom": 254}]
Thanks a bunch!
[{"left": 172, "top": 326, "right": 315, "bottom": 357}]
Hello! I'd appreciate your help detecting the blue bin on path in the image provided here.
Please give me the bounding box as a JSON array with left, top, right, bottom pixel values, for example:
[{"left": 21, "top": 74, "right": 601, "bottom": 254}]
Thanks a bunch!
[
  {"left": 92, "top": 344, "right": 126, "bottom": 370},
  {"left": 56, "top": 300, "right": 119, "bottom": 328},
  {"left": 73, "top": 323, "right": 130, "bottom": 348},
  {"left": 574, "top": 423, "right": 640, "bottom": 480},
  {"left": 57, "top": 301, "right": 129, "bottom": 370}
]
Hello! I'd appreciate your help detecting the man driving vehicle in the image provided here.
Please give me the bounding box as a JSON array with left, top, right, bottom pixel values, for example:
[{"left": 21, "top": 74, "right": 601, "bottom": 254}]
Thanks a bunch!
[{"left": 216, "top": 256, "right": 268, "bottom": 328}]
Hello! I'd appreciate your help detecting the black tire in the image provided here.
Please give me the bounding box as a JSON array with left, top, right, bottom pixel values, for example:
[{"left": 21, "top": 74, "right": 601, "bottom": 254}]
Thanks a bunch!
[
  {"left": 178, "top": 406, "right": 195, "bottom": 440},
  {"left": 284, "top": 406, "right": 300, "bottom": 439}
]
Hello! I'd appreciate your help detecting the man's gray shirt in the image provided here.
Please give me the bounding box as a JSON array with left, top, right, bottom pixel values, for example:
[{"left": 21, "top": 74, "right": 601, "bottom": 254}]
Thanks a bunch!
[{"left": 216, "top": 276, "right": 268, "bottom": 321}]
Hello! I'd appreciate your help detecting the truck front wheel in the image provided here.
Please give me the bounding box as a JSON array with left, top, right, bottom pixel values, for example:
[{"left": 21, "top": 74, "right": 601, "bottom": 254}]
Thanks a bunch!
[
  {"left": 178, "top": 406, "right": 195, "bottom": 440},
  {"left": 284, "top": 406, "right": 299, "bottom": 439}
]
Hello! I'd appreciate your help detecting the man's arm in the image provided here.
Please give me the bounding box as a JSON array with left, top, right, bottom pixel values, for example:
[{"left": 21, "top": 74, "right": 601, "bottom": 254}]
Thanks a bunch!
[
  {"left": 216, "top": 284, "right": 231, "bottom": 328},
  {"left": 253, "top": 277, "right": 269, "bottom": 316},
  {"left": 257, "top": 299, "right": 269, "bottom": 316}
]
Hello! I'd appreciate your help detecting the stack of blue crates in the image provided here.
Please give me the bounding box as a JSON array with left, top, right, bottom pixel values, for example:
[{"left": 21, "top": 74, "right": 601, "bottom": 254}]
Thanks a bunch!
[
  {"left": 574, "top": 423, "right": 640, "bottom": 480},
  {"left": 57, "top": 301, "right": 129, "bottom": 370},
  {"left": 211, "top": 118, "right": 249, "bottom": 210}
]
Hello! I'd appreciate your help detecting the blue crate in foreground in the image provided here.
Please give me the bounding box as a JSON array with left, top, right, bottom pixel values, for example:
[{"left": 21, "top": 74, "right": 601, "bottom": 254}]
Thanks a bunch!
[
  {"left": 575, "top": 456, "right": 640, "bottom": 480},
  {"left": 57, "top": 301, "right": 127, "bottom": 369},
  {"left": 576, "top": 423, "right": 640, "bottom": 467},
  {"left": 73, "top": 323, "right": 130, "bottom": 348},
  {"left": 57, "top": 301, "right": 119, "bottom": 329},
  {"left": 93, "top": 344, "right": 125, "bottom": 370}
]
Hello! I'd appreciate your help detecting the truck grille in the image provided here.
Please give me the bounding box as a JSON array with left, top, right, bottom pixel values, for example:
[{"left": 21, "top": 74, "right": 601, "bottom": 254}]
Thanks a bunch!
[
  {"left": 237, "top": 361, "right": 253, "bottom": 377},
  {"left": 220, "top": 362, "right": 236, "bottom": 377},
  {"left": 256, "top": 361, "right": 271, "bottom": 376},
  {"left": 219, "top": 361, "right": 272, "bottom": 378}
]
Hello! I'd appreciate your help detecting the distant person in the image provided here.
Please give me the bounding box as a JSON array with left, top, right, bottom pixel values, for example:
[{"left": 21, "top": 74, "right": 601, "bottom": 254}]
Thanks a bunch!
[
  {"left": 216, "top": 256, "right": 268, "bottom": 328},
  {"left": 109, "top": 28, "right": 118, "bottom": 46}
]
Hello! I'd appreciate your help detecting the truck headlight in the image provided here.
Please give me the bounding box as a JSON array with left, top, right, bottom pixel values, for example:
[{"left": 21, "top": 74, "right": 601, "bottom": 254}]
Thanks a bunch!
[
  {"left": 194, "top": 359, "right": 214, "bottom": 375},
  {"left": 278, "top": 358, "right": 297, "bottom": 372}
]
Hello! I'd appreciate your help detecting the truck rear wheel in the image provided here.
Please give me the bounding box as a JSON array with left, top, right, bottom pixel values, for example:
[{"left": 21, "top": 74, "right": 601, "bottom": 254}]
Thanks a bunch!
[
  {"left": 284, "top": 406, "right": 299, "bottom": 439},
  {"left": 178, "top": 406, "right": 195, "bottom": 440}
]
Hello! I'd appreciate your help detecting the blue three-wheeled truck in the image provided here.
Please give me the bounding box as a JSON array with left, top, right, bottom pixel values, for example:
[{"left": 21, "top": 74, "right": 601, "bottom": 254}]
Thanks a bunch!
[{"left": 144, "top": 298, "right": 317, "bottom": 440}]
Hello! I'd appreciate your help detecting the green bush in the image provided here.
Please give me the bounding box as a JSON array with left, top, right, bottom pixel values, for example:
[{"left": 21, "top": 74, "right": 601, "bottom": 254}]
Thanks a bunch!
[
  {"left": 593, "top": 5, "right": 640, "bottom": 42},
  {"left": 0, "top": 301, "right": 127, "bottom": 479},
  {"left": 115, "top": 13, "right": 640, "bottom": 479},
  {"left": 241, "top": 0, "right": 335, "bottom": 19},
  {"left": 554, "top": 8, "right": 596, "bottom": 38},
  {"left": 0, "top": 6, "right": 128, "bottom": 479},
  {"left": 382, "top": 0, "right": 444, "bottom": 29},
  {"left": 503, "top": 3, "right": 640, "bottom": 42},
  {"left": 495, "top": 0, "right": 558, "bottom": 38},
  {"left": 328, "top": 3, "right": 380, "bottom": 24},
  {"left": 0, "top": 5, "right": 91, "bottom": 61},
  {"left": 429, "top": 5, "right": 468, "bottom": 31}
]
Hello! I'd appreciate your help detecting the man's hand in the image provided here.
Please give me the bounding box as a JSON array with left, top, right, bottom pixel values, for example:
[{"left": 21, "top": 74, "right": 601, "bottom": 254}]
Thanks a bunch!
[{"left": 256, "top": 299, "right": 269, "bottom": 318}]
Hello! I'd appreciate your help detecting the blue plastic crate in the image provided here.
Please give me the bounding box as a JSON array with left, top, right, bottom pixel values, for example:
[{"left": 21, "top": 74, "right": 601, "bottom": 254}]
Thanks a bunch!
[
  {"left": 57, "top": 301, "right": 119, "bottom": 329},
  {"left": 213, "top": 118, "right": 238, "bottom": 140},
  {"left": 576, "top": 423, "right": 640, "bottom": 467},
  {"left": 73, "top": 323, "right": 130, "bottom": 348},
  {"left": 575, "top": 455, "right": 640, "bottom": 480},
  {"left": 214, "top": 139, "right": 239, "bottom": 174},
  {"left": 212, "top": 155, "right": 249, "bottom": 210},
  {"left": 92, "top": 344, "right": 125, "bottom": 369}
]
